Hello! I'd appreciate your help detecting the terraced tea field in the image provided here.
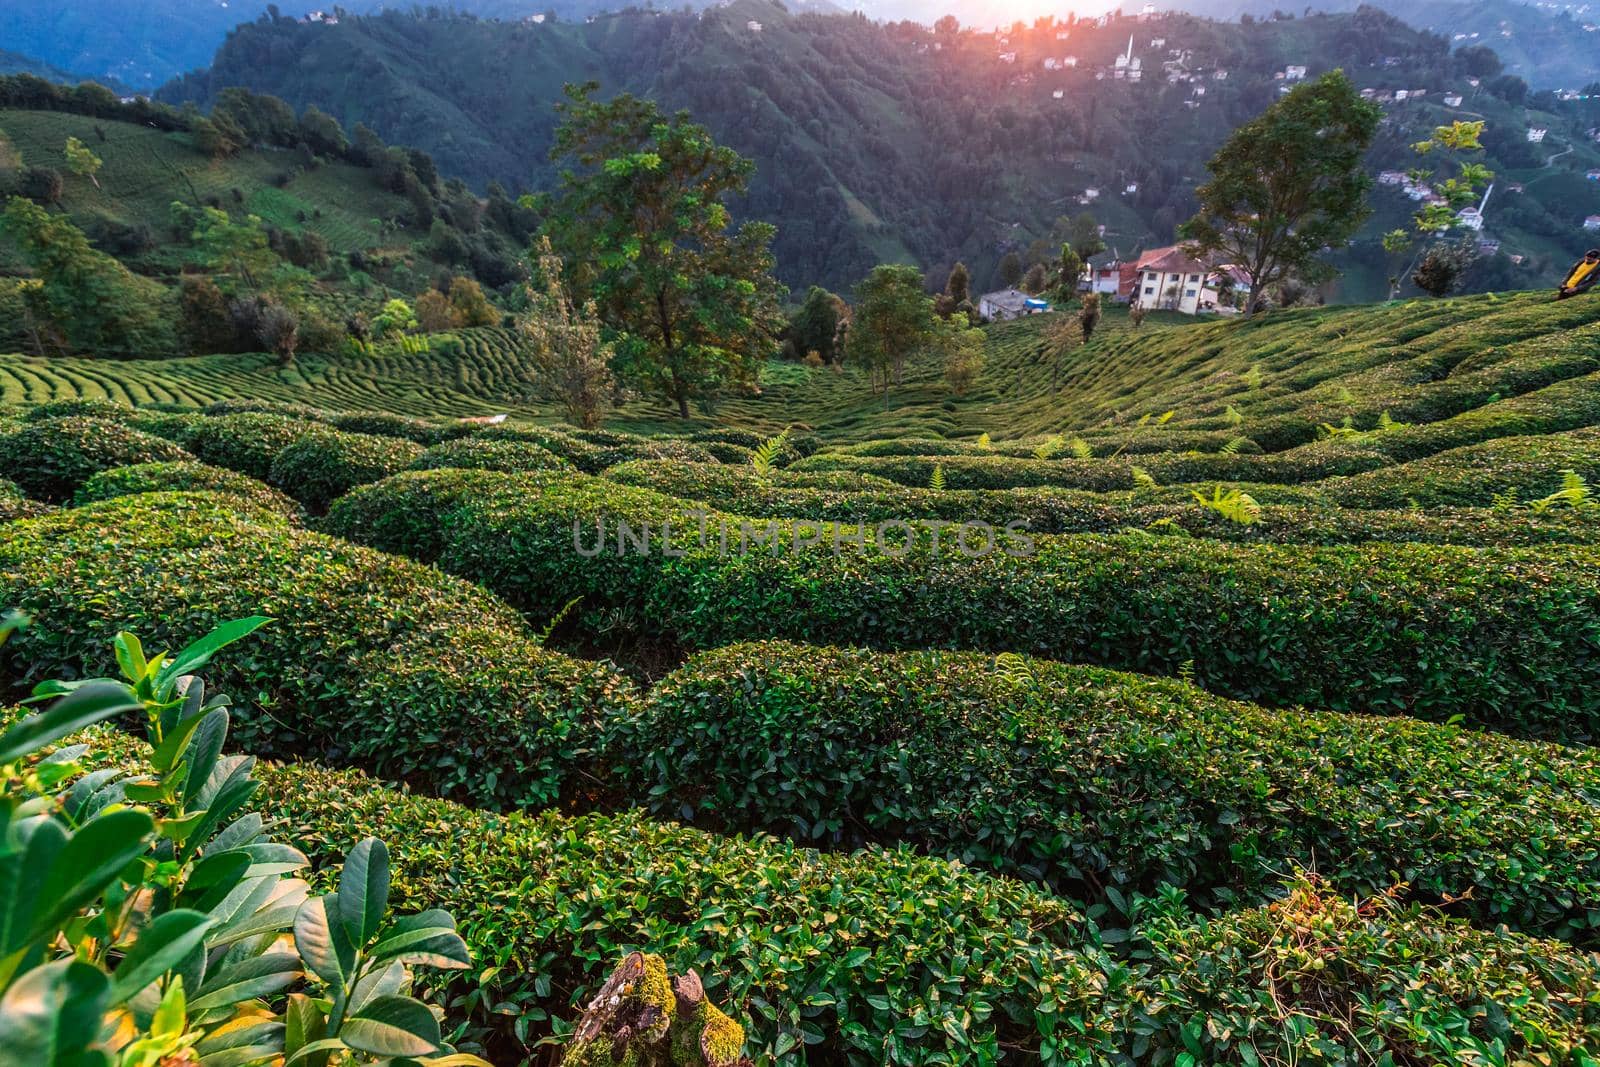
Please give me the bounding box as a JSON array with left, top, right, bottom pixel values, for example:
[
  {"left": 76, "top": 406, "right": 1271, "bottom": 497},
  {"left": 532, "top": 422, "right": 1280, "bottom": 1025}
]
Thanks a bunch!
[{"left": 4, "top": 290, "right": 1600, "bottom": 1064}]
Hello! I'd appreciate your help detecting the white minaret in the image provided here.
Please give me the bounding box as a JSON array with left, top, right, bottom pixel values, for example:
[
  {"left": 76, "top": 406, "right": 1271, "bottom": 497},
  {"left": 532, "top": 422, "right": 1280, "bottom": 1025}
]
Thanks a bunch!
[{"left": 1477, "top": 182, "right": 1494, "bottom": 216}]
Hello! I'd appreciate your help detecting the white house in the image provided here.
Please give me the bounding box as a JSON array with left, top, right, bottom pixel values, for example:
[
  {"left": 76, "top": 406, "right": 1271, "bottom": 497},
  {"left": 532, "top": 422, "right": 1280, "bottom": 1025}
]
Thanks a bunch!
[
  {"left": 1443, "top": 93, "right": 1463, "bottom": 107},
  {"left": 1378, "top": 170, "right": 1407, "bottom": 185},
  {"left": 1394, "top": 90, "right": 1410, "bottom": 102},
  {"left": 979, "top": 289, "right": 1050, "bottom": 321},
  {"left": 747, "top": 19, "right": 763, "bottom": 31},
  {"left": 1527, "top": 127, "right": 1548, "bottom": 143},
  {"left": 1456, "top": 206, "right": 1484, "bottom": 231},
  {"left": 1130, "top": 246, "right": 1245, "bottom": 315},
  {"left": 1585, "top": 215, "right": 1600, "bottom": 231},
  {"left": 1053, "top": 89, "right": 1065, "bottom": 99},
  {"left": 1284, "top": 65, "right": 1308, "bottom": 81}
]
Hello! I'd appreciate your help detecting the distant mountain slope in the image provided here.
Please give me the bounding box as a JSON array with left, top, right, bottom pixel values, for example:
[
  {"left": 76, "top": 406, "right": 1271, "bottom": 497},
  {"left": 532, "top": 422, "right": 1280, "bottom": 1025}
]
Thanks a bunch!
[{"left": 158, "top": 1, "right": 1600, "bottom": 294}]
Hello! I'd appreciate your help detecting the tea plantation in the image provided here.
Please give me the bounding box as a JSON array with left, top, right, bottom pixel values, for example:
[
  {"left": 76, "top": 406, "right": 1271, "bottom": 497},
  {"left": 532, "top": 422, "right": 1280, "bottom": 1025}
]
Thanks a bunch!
[{"left": 4, "top": 289, "right": 1600, "bottom": 1064}]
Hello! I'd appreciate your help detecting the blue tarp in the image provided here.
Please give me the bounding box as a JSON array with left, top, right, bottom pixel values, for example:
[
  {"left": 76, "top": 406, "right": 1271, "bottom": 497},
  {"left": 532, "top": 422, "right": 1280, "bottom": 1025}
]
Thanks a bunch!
[{"left": 1024, "top": 298, "right": 1050, "bottom": 309}]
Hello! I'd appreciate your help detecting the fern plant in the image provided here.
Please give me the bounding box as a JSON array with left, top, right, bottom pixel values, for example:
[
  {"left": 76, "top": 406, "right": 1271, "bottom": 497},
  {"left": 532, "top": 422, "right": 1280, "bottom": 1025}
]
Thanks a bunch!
[
  {"left": 929, "top": 465, "right": 946, "bottom": 491},
  {"left": 749, "top": 427, "right": 792, "bottom": 477},
  {"left": 1130, "top": 466, "right": 1159, "bottom": 491},
  {"left": 1223, "top": 405, "right": 1244, "bottom": 427},
  {"left": 1191, "top": 484, "right": 1263, "bottom": 525},
  {"left": 1032, "top": 435, "right": 1064, "bottom": 460},
  {"left": 1219, "top": 436, "right": 1250, "bottom": 456},
  {"left": 1068, "top": 437, "right": 1094, "bottom": 460},
  {"left": 1530, "top": 470, "right": 1594, "bottom": 513},
  {"left": 975, "top": 432, "right": 992, "bottom": 451}
]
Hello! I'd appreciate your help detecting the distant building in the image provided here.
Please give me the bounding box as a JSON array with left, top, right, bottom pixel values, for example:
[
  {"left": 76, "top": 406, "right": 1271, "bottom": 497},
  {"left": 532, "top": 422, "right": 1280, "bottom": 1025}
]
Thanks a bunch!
[
  {"left": 1456, "top": 206, "right": 1484, "bottom": 231},
  {"left": 1081, "top": 254, "right": 1127, "bottom": 297},
  {"left": 1053, "top": 89, "right": 1065, "bottom": 99},
  {"left": 1213, "top": 69, "right": 1229, "bottom": 80},
  {"left": 1587, "top": 169, "right": 1600, "bottom": 181},
  {"left": 304, "top": 10, "right": 339, "bottom": 24},
  {"left": 999, "top": 51, "right": 1017, "bottom": 63},
  {"left": 1394, "top": 90, "right": 1410, "bottom": 102},
  {"left": 747, "top": 19, "right": 762, "bottom": 31},
  {"left": 1284, "top": 65, "right": 1308, "bottom": 81},
  {"left": 979, "top": 289, "right": 1050, "bottom": 321},
  {"left": 1443, "top": 93, "right": 1463, "bottom": 107},
  {"left": 1585, "top": 215, "right": 1600, "bottom": 231},
  {"left": 1378, "top": 170, "right": 1407, "bottom": 185},
  {"left": 1477, "top": 239, "right": 1501, "bottom": 255},
  {"left": 1125, "top": 182, "right": 1139, "bottom": 194},
  {"left": 1527, "top": 127, "right": 1548, "bottom": 143}
]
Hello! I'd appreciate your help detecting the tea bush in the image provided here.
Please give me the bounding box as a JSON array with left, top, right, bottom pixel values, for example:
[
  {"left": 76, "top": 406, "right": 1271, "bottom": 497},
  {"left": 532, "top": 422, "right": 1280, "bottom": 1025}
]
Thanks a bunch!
[
  {"left": 410, "top": 437, "right": 572, "bottom": 474},
  {"left": 1327, "top": 428, "right": 1600, "bottom": 509},
  {"left": 792, "top": 447, "right": 1388, "bottom": 491},
  {"left": 0, "top": 492, "right": 633, "bottom": 807},
  {"left": 604, "top": 461, "right": 1600, "bottom": 546},
  {"left": 329, "top": 410, "right": 456, "bottom": 444},
  {"left": 181, "top": 411, "right": 323, "bottom": 480},
  {"left": 327, "top": 468, "right": 1600, "bottom": 741},
  {"left": 268, "top": 427, "right": 424, "bottom": 511},
  {"left": 75, "top": 460, "right": 300, "bottom": 516},
  {"left": 0, "top": 477, "right": 50, "bottom": 522},
  {"left": 0, "top": 416, "right": 194, "bottom": 500},
  {"left": 621, "top": 642, "right": 1600, "bottom": 941}
]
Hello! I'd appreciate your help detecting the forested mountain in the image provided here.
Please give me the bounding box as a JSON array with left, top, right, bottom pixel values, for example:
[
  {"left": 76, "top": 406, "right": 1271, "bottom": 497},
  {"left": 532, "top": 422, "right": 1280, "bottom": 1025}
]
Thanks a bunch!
[{"left": 158, "top": 0, "right": 1600, "bottom": 296}]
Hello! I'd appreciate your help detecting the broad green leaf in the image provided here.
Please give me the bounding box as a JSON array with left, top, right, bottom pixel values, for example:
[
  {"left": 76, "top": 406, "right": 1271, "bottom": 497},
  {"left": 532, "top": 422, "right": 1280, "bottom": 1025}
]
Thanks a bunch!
[
  {"left": 294, "top": 896, "right": 355, "bottom": 990},
  {"left": 154, "top": 617, "right": 271, "bottom": 698},
  {"left": 336, "top": 838, "right": 390, "bottom": 948},
  {"left": 370, "top": 910, "right": 470, "bottom": 970},
  {"left": 110, "top": 909, "right": 215, "bottom": 1003},
  {"left": 0, "top": 682, "right": 142, "bottom": 764},
  {"left": 188, "top": 953, "right": 302, "bottom": 1014},
  {"left": 284, "top": 993, "right": 328, "bottom": 1066},
  {"left": 0, "top": 817, "right": 66, "bottom": 955},
  {"left": 30, "top": 808, "right": 154, "bottom": 942},
  {"left": 0, "top": 958, "right": 111, "bottom": 1067},
  {"left": 112, "top": 632, "right": 147, "bottom": 687},
  {"left": 339, "top": 994, "right": 442, "bottom": 1057}
]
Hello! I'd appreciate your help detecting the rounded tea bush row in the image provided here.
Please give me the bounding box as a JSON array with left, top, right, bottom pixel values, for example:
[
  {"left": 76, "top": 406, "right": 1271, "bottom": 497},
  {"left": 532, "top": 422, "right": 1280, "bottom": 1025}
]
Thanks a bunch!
[
  {"left": 66, "top": 723, "right": 1597, "bottom": 1067},
  {"left": 0, "top": 491, "right": 633, "bottom": 808},
  {"left": 74, "top": 460, "right": 300, "bottom": 516},
  {"left": 0, "top": 416, "right": 194, "bottom": 500},
  {"left": 619, "top": 642, "right": 1600, "bottom": 942},
  {"left": 1325, "top": 428, "right": 1600, "bottom": 509},
  {"left": 266, "top": 427, "right": 424, "bottom": 511},
  {"left": 326, "top": 468, "right": 1600, "bottom": 742},
  {"left": 604, "top": 460, "right": 1600, "bottom": 547}
]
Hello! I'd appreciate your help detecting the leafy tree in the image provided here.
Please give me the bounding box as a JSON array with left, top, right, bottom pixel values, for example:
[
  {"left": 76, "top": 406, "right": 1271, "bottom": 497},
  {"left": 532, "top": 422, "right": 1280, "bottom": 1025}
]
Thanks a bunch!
[
  {"left": 299, "top": 103, "right": 349, "bottom": 157},
  {"left": 521, "top": 235, "right": 617, "bottom": 428},
  {"left": 1063, "top": 212, "right": 1105, "bottom": 259},
  {"left": 1409, "top": 121, "right": 1492, "bottom": 235},
  {"left": 1381, "top": 228, "right": 1413, "bottom": 301},
  {"left": 0, "top": 196, "right": 170, "bottom": 356},
  {"left": 847, "top": 263, "right": 941, "bottom": 393},
  {"left": 255, "top": 298, "right": 300, "bottom": 364},
  {"left": 943, "top": 325, "right": 985, "bottom": 395},
  {"left": 372, "top": 298, "right": 418, "bottom": 339},
  {"left": 789, "top": 285, "right": 848, "bottom": 363},
  {"left": 1412, "top": 239, "right": 1474, "bottom": 297},
  {"left": 1179, "top": 69, "right": 1381, "bottom": 316},
  {"left": 63, "top": 135, "right": 102, "bottom": 189},
  {"left": 1078, "top": 291, "right": 1102, "bottom": 343},
  {"left": 178, "top": 275, "right": 237, "bottom": 354},
  {"left": 0, "top": 127, "right": 19, "bottom": 172},
  {"left": 1021, "top": 262, "right": 1048, "bottom": 295},
  {"left": 998, "top": 251, "right": 1023, "bottom": 289},
  {"left": 1055, "top": 245, "right": 1083, "bottom": 301},
  {"left": 447, "top": 275, "right": 498, "bottom": 327},
  {"left": 415, "top": 288, "right": 458, "bottom": 332},
  {"left": 542, "top": 83, "right": 782, "bottom": 418},
  {"left": 185, "top": 206, "right": 282, "bottom": 295}
]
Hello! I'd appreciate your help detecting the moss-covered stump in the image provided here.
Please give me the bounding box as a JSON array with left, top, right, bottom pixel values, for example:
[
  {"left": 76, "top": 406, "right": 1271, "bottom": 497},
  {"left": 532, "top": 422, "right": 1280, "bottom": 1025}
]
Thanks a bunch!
[{"left": 563, "top": 953, "right": 750, "bottom": 1067}]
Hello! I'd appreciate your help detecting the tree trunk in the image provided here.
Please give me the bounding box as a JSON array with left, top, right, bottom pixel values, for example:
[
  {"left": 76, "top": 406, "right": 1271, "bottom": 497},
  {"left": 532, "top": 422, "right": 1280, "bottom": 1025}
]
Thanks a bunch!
[
  {"left": 561, "top": 953, "right": 751, "bottom": 1067},
  {"left": 677, "top": 393, "right": 690, "bottom": 419}
]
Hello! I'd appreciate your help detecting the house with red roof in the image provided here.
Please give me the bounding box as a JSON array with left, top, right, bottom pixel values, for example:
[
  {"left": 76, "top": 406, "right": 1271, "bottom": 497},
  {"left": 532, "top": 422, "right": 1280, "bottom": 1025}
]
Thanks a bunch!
[{"left": 1130, "top": 245, "right": 1248, "bottom": 314}]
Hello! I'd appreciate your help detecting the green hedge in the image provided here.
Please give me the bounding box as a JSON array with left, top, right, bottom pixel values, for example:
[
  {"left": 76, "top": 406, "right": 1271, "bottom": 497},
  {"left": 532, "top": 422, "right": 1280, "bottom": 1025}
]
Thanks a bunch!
[
  {"left": 326, "top": 468, "right": 1600, "bottom": 741},
  {"left": 619, "top": 642, "right": 1600, "bottom": 941},
  {"left": 792, "top": 447, "right": 1388, "bottom": 491},
  {"left": 410, "top": 437, "right": 572, "bottom": 474},
  {"left": 181, "top": 412, "right": 324, "bottom": 480},
  {"left": 74, "top": 461, "right": 300, "bottom": 516},
  {"left": 469, "top": 424, "right": 610, "bottom": 471},
  {"left": 0, "top": 478, "right": 50, "bottom": 522},
  {"left": 604, "top": 460, "right": 1600, "bottom": 547},
  {"left": 267, "top": 427, "right": 424, "bottom": 511},
  {"left": 328, "top": 410, "right": 455, "bottom": 444},
  {"left": 0, "top": 416, "right": 194, "bottom": 500},
  {"left": 831, "top": 432, "right": 1264, "bottom": 459},
  {"left": 1326, "top": 428, "right": 1600, "bottom": 509},
  {"left": 201, "top": 398, "right": 330, "bottom": 421},
  {"left": 19, "top": 397, "right": 138, "bottom": 422},
  {"left": 0, "top": 492, "right": 633, "bottom": 808}
]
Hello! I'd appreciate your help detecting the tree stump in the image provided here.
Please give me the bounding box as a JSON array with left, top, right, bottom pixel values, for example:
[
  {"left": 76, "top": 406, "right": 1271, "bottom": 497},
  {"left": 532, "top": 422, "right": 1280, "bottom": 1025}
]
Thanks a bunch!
[{"left": 561, "top": 952, "right": 752, "bottom": 1067}]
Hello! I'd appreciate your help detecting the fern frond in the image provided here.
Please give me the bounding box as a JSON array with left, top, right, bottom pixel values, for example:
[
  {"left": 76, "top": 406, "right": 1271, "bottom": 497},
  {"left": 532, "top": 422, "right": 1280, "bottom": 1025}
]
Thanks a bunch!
[
  {"left": 536, "top": 595, "right": 583, "bottom": 646},
  {"left": 976, "top": 432, "right": 992, "bottom": 451},
  {"left": 1190, "top": 484, "right": 1261, "bottom": 525},
  {"left": 1032, "top": 434, "right": 1064, "bottom": 460},
  {"left": 1219, "top": 436, "right": 1249, "bottom": 456},
  {"left": 930, "top": 464, "right": 946, "bottom": 491},
  {"left": 1223, "top": 405, "right": 1244, "bottom": 426},
  {"left": 750, "top": 427, "right": 792, "bottom": 476},
  {"left": 1157, "top": 409, "right": 1176, "bottom": 425},
  {"left": 1130, "top": 466, "right": 1159, "bottom": 491},
  {"left": 1068, "top": 437, "right": 1094, "bottom": 459}
]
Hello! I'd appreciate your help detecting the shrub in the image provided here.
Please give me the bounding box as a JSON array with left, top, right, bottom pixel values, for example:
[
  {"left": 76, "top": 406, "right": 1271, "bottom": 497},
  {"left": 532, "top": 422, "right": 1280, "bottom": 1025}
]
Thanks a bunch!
[
  {"left": 19, "top": 396, "right": 135, "bottom": 422},
  {"left": 183, "top": 411, "right": 323, "bottom": 480},
  {"left": 792, "top": 447, "right": 1387, "bottom": 491},
  {"left": 0, "top": 492, "right": 633, "bottom": 808},
  {"left": 201, "top": 398, "right": 329, "bottom": 421},
  {"left": 0, "top": 477, "right": 50, "bottom": 522},
  {"left": 1328, "top": 428, "right": 1600, "bottom": 509},
  {"left": 0, "top": 416, "right": 194, "bottom": 500},
  {"left": 0, "top": 626, "right": 487, "bottom": 1067},
  {"left": 327, "top": 468, "right": 1600, "bottom": 741},
  {"left": 75, "top": 460, "right": 300, "bottom": 516},
  {"left": 410, "top": 437, "right": 571, "bottom": 474},
  {"left": 469, "top": 424, "right": 609, "bottom": 471},
  {"left": 621, "top": 642, "right": 1600, "bottom": 941},
  {"left": 268, "top": 428, "right": 424, "bottom": 511},
  {"left": 328, "top": 410, "right": 453, "bottom": 444}
]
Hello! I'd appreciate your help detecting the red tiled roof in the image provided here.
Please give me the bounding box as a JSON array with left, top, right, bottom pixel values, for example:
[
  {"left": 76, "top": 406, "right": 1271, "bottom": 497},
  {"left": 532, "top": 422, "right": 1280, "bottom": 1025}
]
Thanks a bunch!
[{"left": 1134, "top": 245, "right": 1210, "bottom": 275}]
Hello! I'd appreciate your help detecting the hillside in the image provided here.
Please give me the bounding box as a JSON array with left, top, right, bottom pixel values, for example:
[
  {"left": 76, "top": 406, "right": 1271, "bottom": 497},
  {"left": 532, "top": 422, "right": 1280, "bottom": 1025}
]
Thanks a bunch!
[
  {"left": 4, "top": 288, "right": 1600, "bottom": 1062},
  {"left": 158, "top": 2, "right": 1600, "bottom": 295}
]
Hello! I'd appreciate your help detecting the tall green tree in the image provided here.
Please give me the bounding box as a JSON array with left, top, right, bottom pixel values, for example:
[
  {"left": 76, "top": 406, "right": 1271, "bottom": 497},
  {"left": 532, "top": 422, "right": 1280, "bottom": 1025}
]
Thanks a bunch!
[
  {"left": 847, "top": 264, "right": 941, "bottom": 393},
  {"left": 1179, "top": 69, "right": 1381, "bottom": 316},
  {"left": 998, "top": 251, "right": 1024, "bottom": 289},
  {"left": 789, "top": 285, "right": 848, "bottom": 364},
  {"left": 541, "top": 83, "right": 783, "bottom": 418},
  {"left": 63, "top": 136, "right": 101, "bottom": 189},
  {"left": 0, "top": 196, "right": 170, "bottom": 356}
]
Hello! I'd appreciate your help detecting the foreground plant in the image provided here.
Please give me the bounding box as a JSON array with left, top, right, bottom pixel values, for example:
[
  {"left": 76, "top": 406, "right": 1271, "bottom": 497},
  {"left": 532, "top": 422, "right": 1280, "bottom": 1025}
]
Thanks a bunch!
[{"left": 0, "top": 617, "right": 488, "bottom": 1066}]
